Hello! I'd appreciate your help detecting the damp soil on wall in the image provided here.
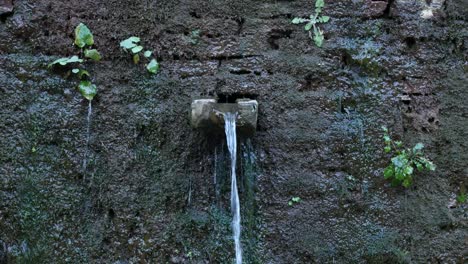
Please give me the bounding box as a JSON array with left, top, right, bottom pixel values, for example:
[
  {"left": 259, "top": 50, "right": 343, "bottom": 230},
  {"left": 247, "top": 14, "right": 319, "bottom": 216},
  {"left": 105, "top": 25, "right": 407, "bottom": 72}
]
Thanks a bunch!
[{"left": 0, "top": 0, "right": 467, "bottom": 263}]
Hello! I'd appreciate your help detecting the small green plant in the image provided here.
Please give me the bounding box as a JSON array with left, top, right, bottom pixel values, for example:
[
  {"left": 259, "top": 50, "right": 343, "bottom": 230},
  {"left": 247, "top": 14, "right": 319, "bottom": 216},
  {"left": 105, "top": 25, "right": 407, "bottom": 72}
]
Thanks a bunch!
[
  {"left": 292, "top": 0, "right": 330, "bottom": 47},
  {"left": 382, "top": 126, "right": 436, "bottom": 187},
  {"left": 48, "top": 23, "right": 100, "bottom": 101},
  {"left": 120, "top": 36, "right": 159, "bottom": 74},
  {"left": 288, "top": 197, "right": 301, "bottom": 206},
  {"left": 189, "top": 29, "right": 201, "bottom": 45}
]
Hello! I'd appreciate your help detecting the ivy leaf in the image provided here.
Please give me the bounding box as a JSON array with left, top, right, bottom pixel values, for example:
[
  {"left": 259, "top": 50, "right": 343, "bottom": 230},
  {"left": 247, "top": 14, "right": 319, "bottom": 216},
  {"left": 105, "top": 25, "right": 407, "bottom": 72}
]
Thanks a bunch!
[
  {"left": 78, "top": 80, "right": 97, "bottom": 101},
  {"left": 120, "top": 36, "right": 140, "bottom": 49},
  {"left": 131, "top": 45, "right": 144, "bottom": 54},
  {"left": 304, "top": 22, "right": 313, "bottom": 31},
  {"left": 74, "top": 23, "right": 94, "bottom": 48},
  {"left": 321, "top": 16, "right": 330, "bottom": 23},
  {"left": 84, "top": 49, "right": 102, "bottom": 61},
  {"left": 72, "top": 68, "right": 80, "bottom": 74},
  {"left": 315, "top": 0, "right": 325, "bottom": 8},
  {"left": 144, "top": 50, "right": 152, "bottom": 58},
  {"left": 146, "top": 58, "right": 159, "bottom": 74}
]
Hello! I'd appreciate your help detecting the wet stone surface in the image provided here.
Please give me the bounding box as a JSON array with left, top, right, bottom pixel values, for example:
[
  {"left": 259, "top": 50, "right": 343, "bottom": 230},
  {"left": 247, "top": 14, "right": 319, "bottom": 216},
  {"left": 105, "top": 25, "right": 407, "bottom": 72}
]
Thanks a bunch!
[{"left": 0, "top": 0, "right": 467, "bottom": 263}]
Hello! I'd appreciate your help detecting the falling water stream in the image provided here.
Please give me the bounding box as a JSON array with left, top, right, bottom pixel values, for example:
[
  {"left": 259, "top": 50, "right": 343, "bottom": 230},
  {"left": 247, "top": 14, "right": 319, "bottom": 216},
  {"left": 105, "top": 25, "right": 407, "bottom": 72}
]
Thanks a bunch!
[
  {"left": 82, "top": 100, "right": 92, "bottom": 175},
  {"left": 223, "top": 112, "right": 242, "bottom": 264}
]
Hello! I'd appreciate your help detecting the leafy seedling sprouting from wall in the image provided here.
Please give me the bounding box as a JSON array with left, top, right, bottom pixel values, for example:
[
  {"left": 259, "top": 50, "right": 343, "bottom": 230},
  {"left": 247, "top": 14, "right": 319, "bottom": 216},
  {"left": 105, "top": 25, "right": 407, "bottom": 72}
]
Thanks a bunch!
[
  {"left": 382, "top": 126, "right": 436, "bottom": 187},
  {"left": 48, "top": 23, "right": 100, "bottom": 101},
  {"left": 120, "top": 36, "right": 159, "bottom": 74},
  {"left": 292, "top": 0, "right": 330, "bottom": 47}
]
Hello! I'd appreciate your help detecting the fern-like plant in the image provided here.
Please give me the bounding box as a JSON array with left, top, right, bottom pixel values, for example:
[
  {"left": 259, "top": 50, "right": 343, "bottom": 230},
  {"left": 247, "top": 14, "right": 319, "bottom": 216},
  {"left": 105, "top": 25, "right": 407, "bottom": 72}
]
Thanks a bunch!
[{"left": 292, "top": 0, "right": 330, "bottom": 47}]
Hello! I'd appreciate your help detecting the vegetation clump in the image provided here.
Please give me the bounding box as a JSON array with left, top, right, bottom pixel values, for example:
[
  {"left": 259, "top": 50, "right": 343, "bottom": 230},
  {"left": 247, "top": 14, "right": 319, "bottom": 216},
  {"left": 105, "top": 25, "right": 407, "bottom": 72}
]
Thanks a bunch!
[
  {"left": 120, "top": 36, "right": 159, "bottom": 74},
  {"left": 48, "top": 23, "right": 100, "bottom": 101},
  {"left": 382, "top": 126, "right": 435, "bottom": 187},
  {"left": 292, "top": 0, "right": 330, "bottom": 47}
]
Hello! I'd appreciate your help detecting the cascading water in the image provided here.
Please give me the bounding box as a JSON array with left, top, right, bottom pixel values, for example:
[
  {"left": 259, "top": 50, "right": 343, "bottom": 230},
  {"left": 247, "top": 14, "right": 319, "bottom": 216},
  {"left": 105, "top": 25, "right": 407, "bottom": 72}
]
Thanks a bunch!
[
  {"left": 223, "top": 112, "right": 242, "bottom": 264},
  {"left": 82, "top": 100, "right": 92, "bottom": 175}
]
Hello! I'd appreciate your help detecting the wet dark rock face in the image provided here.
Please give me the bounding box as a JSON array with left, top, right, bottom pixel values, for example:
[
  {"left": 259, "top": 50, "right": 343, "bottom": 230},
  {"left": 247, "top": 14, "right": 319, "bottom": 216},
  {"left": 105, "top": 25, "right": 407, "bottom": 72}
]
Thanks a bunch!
[{"left": 0, "top": 0, "right": 467, "bottom": 263}]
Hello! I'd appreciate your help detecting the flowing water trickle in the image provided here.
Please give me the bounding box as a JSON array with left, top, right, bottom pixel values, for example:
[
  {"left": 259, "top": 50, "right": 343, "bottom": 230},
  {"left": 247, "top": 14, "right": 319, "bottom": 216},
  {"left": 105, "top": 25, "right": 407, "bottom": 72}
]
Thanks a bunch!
[
  {"left": 82, "top": 100, "right": 92, "bottom": 174},
  {"left": 223, "top": 112, "right": 242, "bottom": 264}
]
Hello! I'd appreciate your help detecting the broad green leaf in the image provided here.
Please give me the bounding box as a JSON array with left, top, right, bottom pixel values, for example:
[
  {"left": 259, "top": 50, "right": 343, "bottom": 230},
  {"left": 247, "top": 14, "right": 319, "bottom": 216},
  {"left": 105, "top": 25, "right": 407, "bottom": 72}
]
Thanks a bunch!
[
  {"left": 315, "top": 0, "right": 325, "bottom": 8},
  {"left": 74, "top": 23, "right": 94, "bottom": 48},
  {"left": 133, "top": 54, "right": 140, "bottom": 64},
  {"left": 313, "top": 27, "right": 324, "bottom": 47},
  {"left": 146, "top": 58, "right": 159, "bottom": 74},
  {"left": 144, "top": 50, "right": 152, "bottom": 58},
  {"left": 305, "top": 22, "right": 313, "bottom": 31},
  {"left": 426, "top": 160, "right": 436, "bottom": 171},
  {"left": 383, "top": 166, "right": 394, "bottom": 179},
  {"left": 321, "top": 16, "right": 330, "bottom": 23},
  {"left": 384, "top": 146, "right": 391, "bottom": 153},
  {"left": 404, "top": 166, "right": 413, "bottom": 175},
  {"left": 120, "top": 36, "right": 140, "bottom": 49},
  {"left": 413, "top": 143, "right": 424, "bottom": 152},
  {"left": 402, "top": 178, "right": 411, "bottom": 188},
  {"left": 292, "top": 17, "right": 306, "bottom": 24},
  {"left": 84, "top": 49, "right": 102, "bottom": 61},
  {"left": 48, "top": 55, "right": 83, "bottom": 68},
  {"left": 391, "top": 156, "right": 405, "bottom": 168},
  {"left": 131, "top": 45, "right": 144, "bottom": 54},
  {"left": 415, "top": 162, "right": 423, "bottom": 171},
  {"left": 78, "top": 80, "right": 97, "bottom": 101},
  {"left": 395, "top": 169, "right": 404, "bottom": 180}
]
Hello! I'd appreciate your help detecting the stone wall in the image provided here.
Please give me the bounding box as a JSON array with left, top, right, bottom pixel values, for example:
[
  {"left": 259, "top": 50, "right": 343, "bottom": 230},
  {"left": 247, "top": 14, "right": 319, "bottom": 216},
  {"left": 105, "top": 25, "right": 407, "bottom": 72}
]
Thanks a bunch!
[{"left": 0, "top": 0, "right": 466, "bottom": 263}]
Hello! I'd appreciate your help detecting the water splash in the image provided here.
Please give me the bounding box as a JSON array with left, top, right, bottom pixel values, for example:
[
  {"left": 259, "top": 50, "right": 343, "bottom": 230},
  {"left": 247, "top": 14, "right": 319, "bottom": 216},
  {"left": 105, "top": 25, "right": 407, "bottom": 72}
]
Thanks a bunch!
[
  {"left": 82, "top": 100, "right": 92, "bottom": 175},
  {"left": 223, "top": 112, "right": 242, "bottom": 264}
]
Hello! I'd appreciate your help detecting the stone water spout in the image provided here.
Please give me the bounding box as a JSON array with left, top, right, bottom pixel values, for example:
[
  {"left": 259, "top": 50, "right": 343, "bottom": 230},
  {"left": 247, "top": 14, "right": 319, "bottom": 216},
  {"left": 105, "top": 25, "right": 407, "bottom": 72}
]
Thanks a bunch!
[
  {"left": 190, "top": 98, "right": 258, "bottom": 136},
  {"left": 190, "top": 97, "right": 258, "bottom": 263}
]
